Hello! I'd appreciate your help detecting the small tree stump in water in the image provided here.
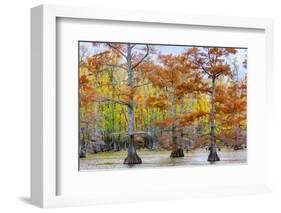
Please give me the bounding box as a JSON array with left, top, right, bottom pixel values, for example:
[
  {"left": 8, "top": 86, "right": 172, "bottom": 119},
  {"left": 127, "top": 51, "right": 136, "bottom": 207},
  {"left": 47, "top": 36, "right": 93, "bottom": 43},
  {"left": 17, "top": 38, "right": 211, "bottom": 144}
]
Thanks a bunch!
[
  {"left": 170, "top": 148, "right": 184, "bottom": 158},
  {"left": 79, "top": 143, "right": 87, "bottom": 158},
  {"left": 79, "top": 151, "right": 86, "bottom": 158}
]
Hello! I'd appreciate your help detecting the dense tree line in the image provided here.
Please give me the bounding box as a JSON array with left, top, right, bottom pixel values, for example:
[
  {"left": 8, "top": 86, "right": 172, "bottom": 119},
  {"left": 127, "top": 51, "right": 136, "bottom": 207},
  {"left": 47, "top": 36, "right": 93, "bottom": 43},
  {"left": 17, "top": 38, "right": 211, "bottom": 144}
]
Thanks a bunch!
[{"left": 79, "top": 42, "right": 247, "bottom": 164}]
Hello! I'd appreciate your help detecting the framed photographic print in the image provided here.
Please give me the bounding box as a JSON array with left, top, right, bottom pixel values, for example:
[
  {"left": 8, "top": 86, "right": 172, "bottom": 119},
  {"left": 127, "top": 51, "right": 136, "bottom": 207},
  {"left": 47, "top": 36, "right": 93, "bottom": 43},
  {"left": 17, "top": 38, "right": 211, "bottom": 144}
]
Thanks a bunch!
[{"left": 31, "top": 4, "right": 274, "bottom": 208}]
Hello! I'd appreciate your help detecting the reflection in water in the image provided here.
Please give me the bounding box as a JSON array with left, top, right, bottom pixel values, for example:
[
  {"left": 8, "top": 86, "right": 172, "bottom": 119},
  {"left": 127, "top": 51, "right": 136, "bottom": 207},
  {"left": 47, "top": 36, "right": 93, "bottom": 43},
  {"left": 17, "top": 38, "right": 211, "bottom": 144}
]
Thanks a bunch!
[{"left": 80, "top": 149, "right": 247, "bottom": 171}]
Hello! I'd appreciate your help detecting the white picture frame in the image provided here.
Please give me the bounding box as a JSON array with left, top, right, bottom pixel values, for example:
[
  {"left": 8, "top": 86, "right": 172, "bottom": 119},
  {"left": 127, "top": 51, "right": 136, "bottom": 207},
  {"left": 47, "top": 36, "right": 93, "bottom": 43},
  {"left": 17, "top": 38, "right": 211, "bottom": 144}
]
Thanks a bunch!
[{"left": 31, "top": 4, "right": 274, "bottom": 208}]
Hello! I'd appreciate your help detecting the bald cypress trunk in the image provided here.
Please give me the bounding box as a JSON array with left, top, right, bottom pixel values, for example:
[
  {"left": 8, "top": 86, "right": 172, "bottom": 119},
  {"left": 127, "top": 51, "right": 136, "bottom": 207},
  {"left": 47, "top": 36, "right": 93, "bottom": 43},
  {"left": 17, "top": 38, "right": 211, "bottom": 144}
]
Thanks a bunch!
[
  {"left": 170, "top": 85, "right": 184, "bottom": 158},
  {"left": 124, "top": 44, "right": 142, "bottom": 164},
  {"left": 208, "top": 78, "right": 220, "bottom": 162}
]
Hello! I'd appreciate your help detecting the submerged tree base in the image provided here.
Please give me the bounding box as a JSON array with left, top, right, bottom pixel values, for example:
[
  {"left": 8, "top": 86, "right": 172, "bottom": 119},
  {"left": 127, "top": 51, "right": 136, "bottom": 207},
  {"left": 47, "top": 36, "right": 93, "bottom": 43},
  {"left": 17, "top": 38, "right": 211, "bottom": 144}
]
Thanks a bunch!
[
  {"left": 79, "top": 153, "right": 86, "bottom": 158},
  {"left": 170, "top": 148, "right": 184, "bottom": 158},
  {"left": 208, "top": 150, "right": 220, "bottom": 162},
  {"left": 124, "top": 153, "right": 142, "bottom": 164}
]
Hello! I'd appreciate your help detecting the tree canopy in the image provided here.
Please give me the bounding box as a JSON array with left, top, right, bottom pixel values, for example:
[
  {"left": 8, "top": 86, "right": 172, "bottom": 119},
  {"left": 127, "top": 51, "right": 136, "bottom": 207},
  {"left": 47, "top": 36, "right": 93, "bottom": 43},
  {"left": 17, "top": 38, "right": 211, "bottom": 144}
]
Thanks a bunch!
[{"left": 79, "top": 42, "right": 247, "bottom": 164}]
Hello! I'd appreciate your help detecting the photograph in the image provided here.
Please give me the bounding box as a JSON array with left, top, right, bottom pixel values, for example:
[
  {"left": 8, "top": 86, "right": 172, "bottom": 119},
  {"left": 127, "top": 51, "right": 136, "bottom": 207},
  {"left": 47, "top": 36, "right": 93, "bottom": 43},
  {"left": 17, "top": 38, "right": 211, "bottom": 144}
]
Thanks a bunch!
[{"left": 78, "top": 41, "right": 247, "bottom": 171}]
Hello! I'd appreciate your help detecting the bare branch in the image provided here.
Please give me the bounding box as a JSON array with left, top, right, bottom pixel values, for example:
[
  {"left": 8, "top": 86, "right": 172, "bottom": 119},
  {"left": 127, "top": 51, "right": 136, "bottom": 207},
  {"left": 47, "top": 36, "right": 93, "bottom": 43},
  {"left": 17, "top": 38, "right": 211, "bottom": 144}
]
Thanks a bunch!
[
  {"left": 214, "top": 67, "right": 227, "bottom": 79},
  {"left": 81, "top": 94, "right": 129, "bottom": 106},
  {"left": 89, "top": 62, "right": 127, "bottom": 71},
  {"left": 132, "top": 45, "right": 150, "bottom": 69},
  {"left": 106, "top": 43, "right": 128, "bottom": 59},
  {"left": 200, "top": 64, "right": 212, "bottom": 77},
  {"left": 133, "top": 82, "right": 151, "bottom": 89},
  {"left": 98, "top": 96, "right": 129, "bottom": 106}
]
